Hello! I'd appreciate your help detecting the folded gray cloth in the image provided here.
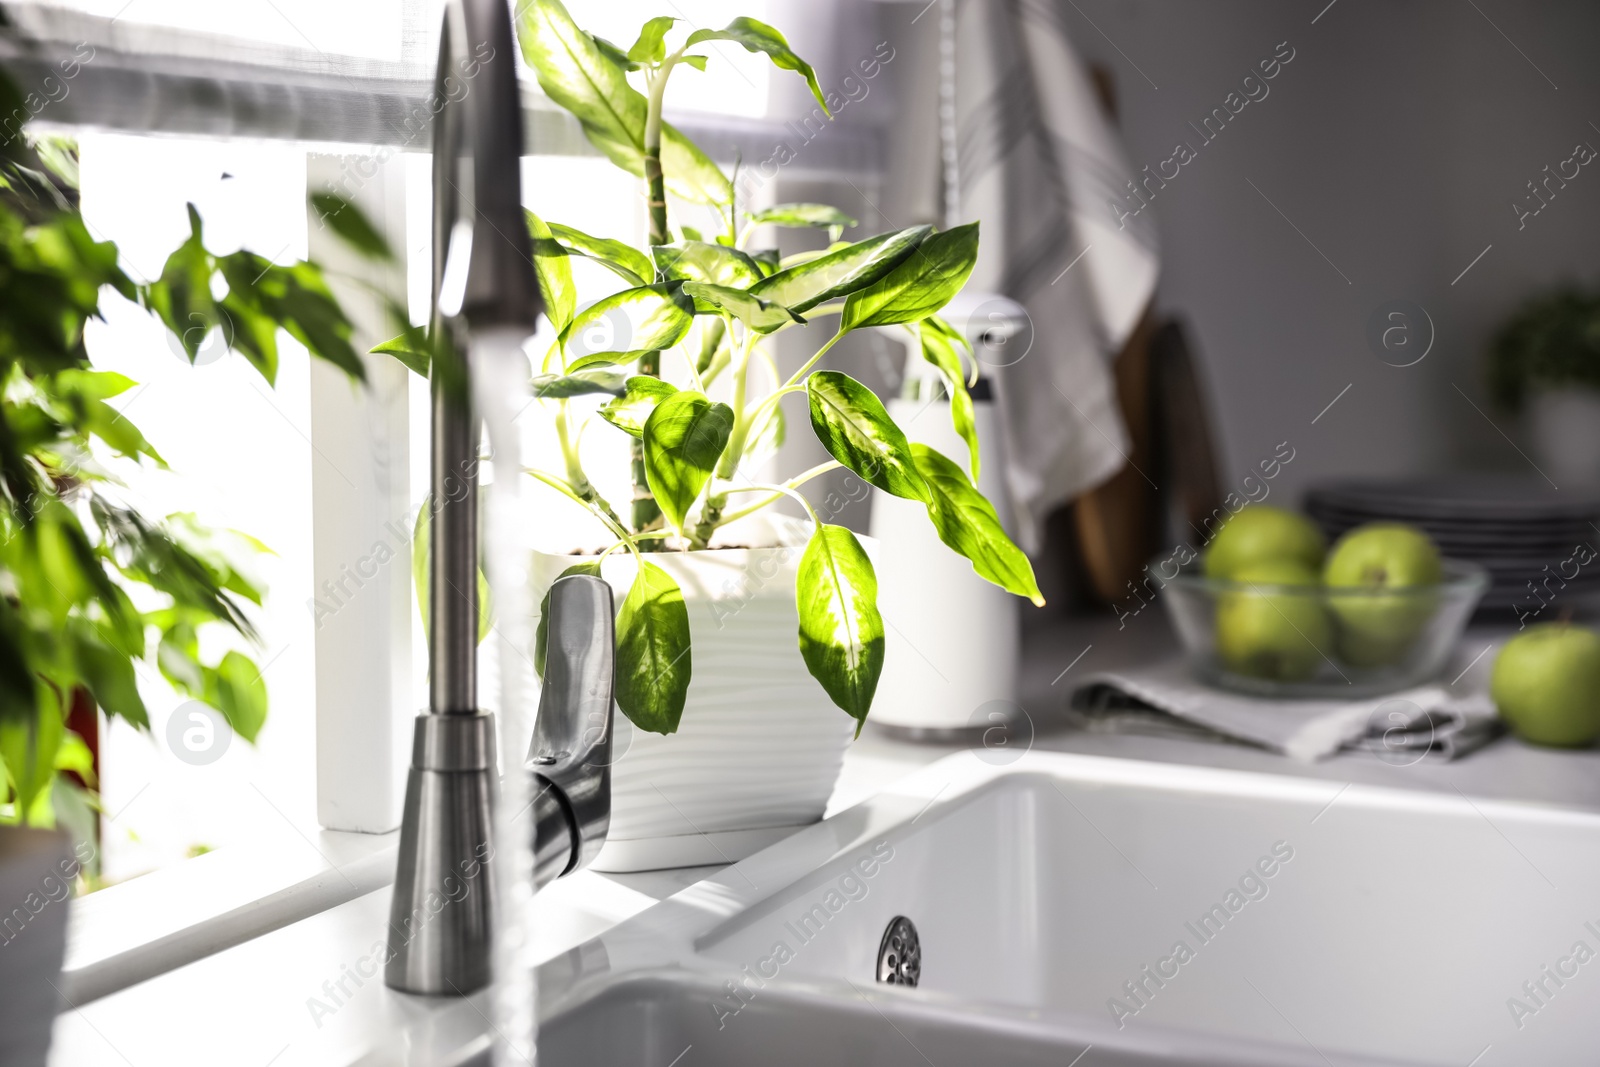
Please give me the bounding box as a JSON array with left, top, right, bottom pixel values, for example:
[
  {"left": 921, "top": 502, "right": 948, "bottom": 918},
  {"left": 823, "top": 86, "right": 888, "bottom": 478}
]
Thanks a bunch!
[{"left": 1069, "top": 651, "right": 1505, "bottom": 763}]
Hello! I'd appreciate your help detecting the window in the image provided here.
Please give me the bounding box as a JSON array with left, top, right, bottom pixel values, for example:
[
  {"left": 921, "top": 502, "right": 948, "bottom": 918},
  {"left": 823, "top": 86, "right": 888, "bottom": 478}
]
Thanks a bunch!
[
  {"left": 81, "top": 134, "right": 321, "bottom": 882},
  {"left": 13, "top": 0, "right": 807, "bottom": 889}
]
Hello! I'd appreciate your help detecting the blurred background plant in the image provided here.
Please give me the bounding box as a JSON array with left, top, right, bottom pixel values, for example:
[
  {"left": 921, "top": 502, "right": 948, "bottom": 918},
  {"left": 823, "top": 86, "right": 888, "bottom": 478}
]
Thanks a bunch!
[
  {"left": 1489, "top": 284, "right": 1600, "bottom": 410},
  {"left": 0, "top": 40, "right": 367, "bottom": 856}
]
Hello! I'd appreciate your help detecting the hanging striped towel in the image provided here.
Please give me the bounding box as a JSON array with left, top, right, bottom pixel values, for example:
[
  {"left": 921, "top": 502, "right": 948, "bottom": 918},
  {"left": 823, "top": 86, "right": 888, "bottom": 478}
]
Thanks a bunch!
[{"left": 942, "top": 0, "right": 1161, "bottom": 551}]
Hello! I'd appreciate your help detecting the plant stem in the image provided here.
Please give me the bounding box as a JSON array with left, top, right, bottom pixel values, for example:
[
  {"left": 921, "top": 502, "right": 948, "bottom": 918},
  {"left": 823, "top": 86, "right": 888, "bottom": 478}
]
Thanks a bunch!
[
  {"left": 631, "top": 57, "right": 680, "bottom": 537},
  {"left": 554, "top": 402, "right": 627, "bottom": 532},
  {"left": 643, "top": 67, "right": 670, "bottom": 250},
  {"left": 782, "top": 329, "right": 845, "bottom": 390},
  {"left": 723, "top": 481, "right": 820, "bottom": 529},
  {"left": 715, "top": 326, "right": 758, "bottom": 481},
  {"left": 526, "top": 467, "right": 637, "bottom": 550},
  {"left": 711, "top": 460, "right": 840, "bottom": 529}
]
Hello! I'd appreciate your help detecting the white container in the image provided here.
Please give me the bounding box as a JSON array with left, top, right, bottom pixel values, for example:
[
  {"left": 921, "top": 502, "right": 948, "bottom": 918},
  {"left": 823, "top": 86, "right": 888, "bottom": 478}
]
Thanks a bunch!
[
  {"left": 1529, "top": 387, "right": 1600, "bottom": 486},
  {"left": 868, "top": 396, "right": 1020, "bottom": 731},
  {"left": 529, "top": 515, "right": 854, "bottom": 872}
]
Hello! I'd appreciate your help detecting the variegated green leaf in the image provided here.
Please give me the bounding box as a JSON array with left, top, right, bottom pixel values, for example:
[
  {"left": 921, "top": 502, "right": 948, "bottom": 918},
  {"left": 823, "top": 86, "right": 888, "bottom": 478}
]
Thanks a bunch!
[
  {"left": 548, "top": 221, "right": 653, "bottom": 287},
  {"left": 518, "top": 0, "right": 731, "bottom": 205},
  {"left": 918, "top": 316, "right": 980, "bottom": 480},
  {"left": 806, "top": 371, "right": 928, "bottom": 502},
  {"left": 530, "top": 367, "right": 628, "bottom": 399},
  {"left": 561, "top": 283, "right": 695, "bottom": 370},
  {"left": 627, "top": 15, "right": 677, "bottom": 64},
  {"left": 841, "top": 223, "right": 979, "bottom": 332},
  {"left": 913, "top": 443, "right": 1043, "bottom": 605},
  {"left": 796, "top": 524, "right": 882, "bottom": 729},
  {"left": 616, "top": 561, "right": 691, "bottom": 734},
  {"left": 642, "top": 391, "right": 734, "bottom": 533},
  {"left": 599, "top": 375, "right": 679, "bottom": 437},
  {"left": 686, "top": 17, "right": 830, "bottom": 116},
  {"left": 653, "top": 240, "right": 763, "bottom": 290},
  {"left": 749, "top": 226, "right": 931, "bottom": 314},
  {"left": 525, "top": 209, "right": 577, "bottom": 333},
  {"left": 681, "top": 281, "right": 801, "bottom": 332},
  {"left": 749, "top": 203, "right": 857, "bottom": 242}
]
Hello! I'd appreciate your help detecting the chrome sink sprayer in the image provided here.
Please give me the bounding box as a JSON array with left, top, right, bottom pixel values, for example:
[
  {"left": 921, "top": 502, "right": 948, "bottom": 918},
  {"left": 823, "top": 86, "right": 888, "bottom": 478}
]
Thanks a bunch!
[{"left": 384, "top": 0, "right": 614, "bottom": 997}]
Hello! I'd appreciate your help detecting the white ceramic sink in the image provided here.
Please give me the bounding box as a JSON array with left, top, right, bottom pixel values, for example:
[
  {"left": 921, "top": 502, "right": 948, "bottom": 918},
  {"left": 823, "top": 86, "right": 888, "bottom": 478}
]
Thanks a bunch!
[{"left": 421, "top": 751, "right": 1600, "bottom": 1066}]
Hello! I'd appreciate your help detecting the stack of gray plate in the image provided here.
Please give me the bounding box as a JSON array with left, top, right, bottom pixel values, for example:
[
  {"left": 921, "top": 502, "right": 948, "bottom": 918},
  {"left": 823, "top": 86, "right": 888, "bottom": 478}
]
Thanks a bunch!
[{"left": 1305, "top": 477, "right": 1600, "bottom": 619}]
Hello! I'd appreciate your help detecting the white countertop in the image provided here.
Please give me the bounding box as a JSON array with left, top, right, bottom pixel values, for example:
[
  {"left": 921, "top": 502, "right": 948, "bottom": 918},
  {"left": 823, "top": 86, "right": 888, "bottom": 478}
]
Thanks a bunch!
[{"left": 48, "top": 614, "right": 1600, "bottom": 1066}]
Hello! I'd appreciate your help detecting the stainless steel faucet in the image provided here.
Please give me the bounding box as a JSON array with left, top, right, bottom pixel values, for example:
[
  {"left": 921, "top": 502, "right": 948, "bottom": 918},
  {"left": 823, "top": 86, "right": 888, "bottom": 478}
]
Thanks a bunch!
[{"left": 384, "top": 0, "right": 615, "bottom": 997}]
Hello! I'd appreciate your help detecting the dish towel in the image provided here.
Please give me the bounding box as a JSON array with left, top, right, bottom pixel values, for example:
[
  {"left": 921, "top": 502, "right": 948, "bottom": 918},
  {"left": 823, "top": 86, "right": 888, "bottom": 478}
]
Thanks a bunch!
[
  {"left": 1069, "top": 647, "right": 1505, "bottom": 762},
  {"left": 940, "top": 0, "right": 1161, "bottom": 551}
]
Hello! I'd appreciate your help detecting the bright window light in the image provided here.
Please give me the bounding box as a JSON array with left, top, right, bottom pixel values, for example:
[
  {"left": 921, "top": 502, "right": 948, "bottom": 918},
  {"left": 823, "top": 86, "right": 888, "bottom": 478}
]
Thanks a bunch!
[{"left": 79, "top": 133, "right": 320, "bottom": 884}]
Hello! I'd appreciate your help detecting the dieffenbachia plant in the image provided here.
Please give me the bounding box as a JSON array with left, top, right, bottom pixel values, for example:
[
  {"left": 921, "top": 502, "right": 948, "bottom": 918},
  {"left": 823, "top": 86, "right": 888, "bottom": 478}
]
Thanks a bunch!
[{"left": 379, "top": 2, "right": 1043, "bottom": 738}]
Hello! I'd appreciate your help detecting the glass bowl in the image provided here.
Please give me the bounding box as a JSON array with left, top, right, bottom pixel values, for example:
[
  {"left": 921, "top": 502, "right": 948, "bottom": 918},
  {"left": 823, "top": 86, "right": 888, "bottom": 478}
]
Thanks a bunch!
[{"left": 1159, "top": 558, "right": 1489, "bottom": 698}]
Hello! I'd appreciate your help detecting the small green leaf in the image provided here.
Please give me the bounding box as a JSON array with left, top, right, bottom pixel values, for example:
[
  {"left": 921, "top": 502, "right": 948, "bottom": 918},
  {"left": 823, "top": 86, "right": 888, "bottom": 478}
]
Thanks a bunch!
[
  {"left": 680, "top": 54, "right": 708, "bottom": 71},
  {"left": 652, "top": 240, "right": 763, "bottom": 290},
  {"left": 627, "top": 15, "right": 677, "bottom": 64},
  {"left": 589, "top": 33, "right": 640, "bottom": 71},
  {"left": 687, "top": 17, "right": 831, "bottom": 117},
  {"left": 207, "top": 650, "right": 266, "bottom": 743},
  {"left": 535, "top": 561, "right": 603, "bottom": 678},
  {"left": 681, "top": 281, "right": 801, "bottom": 333},
  {"left": 918, "top": 316, "right": 980, "bottom": 479},
  {"left": 75, "top": 630, "right": 149, "bottom": 729},
  {"left": 642, "top": 391, "right": 734, "bottom": 533},
  {"left": 913, "top": 444, "right": 1044, "bottom": 605},
  {"left": 525, "top": 210, "right": 577, "bottom": 333},
  {"left": 750, "top": 203, "right": 858, "bottom": 242},
  {"left": 548, "top": 222, "right": 653, "bottom": 287},
  {"left": 531, "top": 367, "right": 628, "bottom": 399},
  {"left": 748, "top": 247, "right": 780, "bottom": 276},
  {"left": 615, "top": 561, "right": 691, "bottom": 734},
  {"left": 309, "top": 193, "right": 392, "bottom": 260},
  {"left": 599, "top": 375, "right": 679, "bottom": 437},
  {"left": 561, "top": 283, "right": 695, "bottom": 369},
  {"left": 796, "top": 524, "right": 883, "bottom": 729},
  {"left": 0, "top": 687, "right": 63, "bottom": 818},
  {"left": 841, "top": 223, "right": 979, "bottom": 332},
  {"left": 806, "top": 371, "right": 928, "bottom": 502},
  {"left": 749, "top": 226, "right": 931, "bottom": 314},
  {"left": 372, "top": 330, "right": 430, "bottom": 377}
]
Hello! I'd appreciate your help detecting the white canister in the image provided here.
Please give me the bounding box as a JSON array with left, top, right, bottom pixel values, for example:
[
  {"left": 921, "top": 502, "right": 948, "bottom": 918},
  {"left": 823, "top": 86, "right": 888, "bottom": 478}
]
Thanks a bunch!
[{"left": 869, "top": 395, "right": 1021, "bottom": 732}]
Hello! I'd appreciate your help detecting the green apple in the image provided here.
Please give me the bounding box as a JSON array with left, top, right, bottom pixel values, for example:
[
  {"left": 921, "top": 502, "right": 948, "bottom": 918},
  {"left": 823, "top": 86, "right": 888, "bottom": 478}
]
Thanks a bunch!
[
  {"left": 1204, "top": 506, "right": 1326, "bottom": 579},
  {"left": 1323, "top": 523, "right": 1443, "bottom": 668},
  {"left": 1491, "top": 624, "right": 1600, "bottom": 747},
  {"left": 1214, "top": 559, "right": 1332, "bottom": 681}
]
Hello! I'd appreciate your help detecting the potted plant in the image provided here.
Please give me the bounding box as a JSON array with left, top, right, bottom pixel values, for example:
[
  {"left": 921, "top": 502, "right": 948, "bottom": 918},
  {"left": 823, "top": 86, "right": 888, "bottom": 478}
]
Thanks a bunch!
[
  {"left": 1489, "top": 285, "right": 1600, "bottom": 485},
  {"left": 0, "top": 131, "right": 369, "bottom": 842},
  {"left": 382, "top": 2, "right": 1043, "bottom": 869}
]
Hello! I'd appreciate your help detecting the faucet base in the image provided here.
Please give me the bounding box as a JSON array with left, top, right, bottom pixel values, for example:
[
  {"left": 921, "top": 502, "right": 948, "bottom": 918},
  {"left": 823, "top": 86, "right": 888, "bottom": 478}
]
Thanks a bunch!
[{"left": 385, "top": 710, "right": 497, "bottom": 995}]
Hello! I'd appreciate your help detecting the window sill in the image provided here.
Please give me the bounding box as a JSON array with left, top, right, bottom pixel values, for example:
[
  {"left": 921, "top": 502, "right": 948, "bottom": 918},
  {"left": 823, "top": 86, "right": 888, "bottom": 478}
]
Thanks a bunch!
[{"left": 62, "top": 828, "right": 398, "bottom": 1006}]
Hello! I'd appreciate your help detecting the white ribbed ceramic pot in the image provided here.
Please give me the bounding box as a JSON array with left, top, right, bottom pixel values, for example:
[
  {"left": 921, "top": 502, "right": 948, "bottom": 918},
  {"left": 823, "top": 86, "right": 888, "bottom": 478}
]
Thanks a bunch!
[{"left": 529, "top": 516, "right": 854, "bottom": 872}]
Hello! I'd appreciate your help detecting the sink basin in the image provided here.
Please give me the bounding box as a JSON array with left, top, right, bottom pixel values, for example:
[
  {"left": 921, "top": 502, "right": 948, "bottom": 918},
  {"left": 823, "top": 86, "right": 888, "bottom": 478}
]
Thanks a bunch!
[{"left": 428, "top": 751, "right": 1600, "bottom": 1066}]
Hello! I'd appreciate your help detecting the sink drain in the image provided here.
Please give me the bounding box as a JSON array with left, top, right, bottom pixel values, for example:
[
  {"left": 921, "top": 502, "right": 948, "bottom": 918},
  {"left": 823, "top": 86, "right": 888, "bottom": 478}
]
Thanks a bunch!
[{"left": 876, "top": 916, "right": 921, "bottom": 987}]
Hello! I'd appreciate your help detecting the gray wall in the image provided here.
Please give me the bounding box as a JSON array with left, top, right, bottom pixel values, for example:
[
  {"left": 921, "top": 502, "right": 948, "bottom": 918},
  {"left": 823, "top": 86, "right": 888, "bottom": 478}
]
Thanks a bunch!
[
  {"left": 804, "top": 0, "right": 1600, "bottom": 512},
  {"left": 1062, "top": 0, "right": 1600, "bottom": 504}
]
